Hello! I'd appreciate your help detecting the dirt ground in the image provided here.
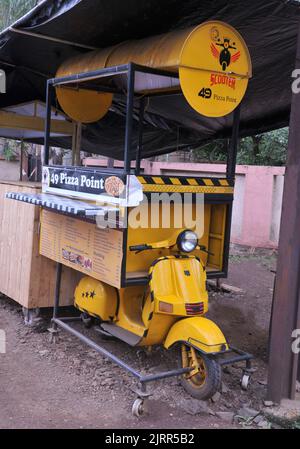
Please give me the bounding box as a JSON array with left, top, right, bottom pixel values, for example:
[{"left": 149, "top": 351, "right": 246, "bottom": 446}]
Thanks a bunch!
[{"left": 0, "top": 246, "right": 277, "bottom": 429}]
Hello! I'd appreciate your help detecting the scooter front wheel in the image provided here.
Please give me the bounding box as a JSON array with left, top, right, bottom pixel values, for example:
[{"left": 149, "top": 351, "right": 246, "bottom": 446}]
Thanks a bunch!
[{"left": 179, "top": 344, "right": 221, "bottom": 400}]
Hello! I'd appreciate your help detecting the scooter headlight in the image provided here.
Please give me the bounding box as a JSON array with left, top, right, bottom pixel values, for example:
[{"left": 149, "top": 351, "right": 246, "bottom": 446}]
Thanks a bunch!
[{"left": 177, "top": 230, "right": 198, "bottom": 253}]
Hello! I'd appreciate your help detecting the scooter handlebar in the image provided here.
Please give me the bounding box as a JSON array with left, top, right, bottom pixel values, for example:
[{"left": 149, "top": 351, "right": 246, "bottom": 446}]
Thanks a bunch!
[
  {"left": 198, "top": 245, "right": 214, "bottom": 256},
  {"left": 129, "top": 244, "right": 153, "bottom": 252}
]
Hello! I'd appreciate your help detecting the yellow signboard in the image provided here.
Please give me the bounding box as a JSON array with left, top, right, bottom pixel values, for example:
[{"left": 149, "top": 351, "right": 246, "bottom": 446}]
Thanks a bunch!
[
  {"left": 56, "top": 86, "right": 113, "bottom": 124},
  {"left": 179, "top": 21, "right": 252, "bottom": 117},
  {"left": 40, "top": 210, "right": 123, "bottom": 288}
]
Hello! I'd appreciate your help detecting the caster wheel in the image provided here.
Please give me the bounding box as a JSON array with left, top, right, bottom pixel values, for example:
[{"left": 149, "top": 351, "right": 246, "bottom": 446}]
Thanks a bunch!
[
  {"left": 81, "top": 313, "right": 93, "bottom": 329},
  {"left": 132, "top": 398, "right": 146, "bottom": 417},
  {"left": 49, "top": 334, "right": 56, "bottom": 344},
  {"left": 241, "top": 374, "right": 251, "bottom": 390},
  {"left": 48, "top": 327, "right": 59, "bottom": 344},
  {"left": 22, "top": 307, "right": 41, "bottom": 326}
]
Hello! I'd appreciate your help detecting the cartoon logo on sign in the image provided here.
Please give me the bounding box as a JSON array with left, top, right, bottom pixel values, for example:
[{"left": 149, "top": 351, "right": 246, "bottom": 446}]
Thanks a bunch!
[{"left": 210, "top": 28, "right": 241, "bottom": 72}]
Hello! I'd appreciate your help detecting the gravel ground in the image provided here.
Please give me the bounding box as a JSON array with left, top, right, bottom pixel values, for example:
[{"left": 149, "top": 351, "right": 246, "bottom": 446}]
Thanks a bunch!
[{"left": 0, "top": 247, "right": 276, "bottom": 429}]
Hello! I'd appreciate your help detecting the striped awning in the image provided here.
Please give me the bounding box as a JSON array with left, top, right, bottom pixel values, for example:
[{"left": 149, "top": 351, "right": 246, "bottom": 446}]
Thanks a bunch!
[{"left": 5, "top": 192, "right": 117, "bottom": 217}]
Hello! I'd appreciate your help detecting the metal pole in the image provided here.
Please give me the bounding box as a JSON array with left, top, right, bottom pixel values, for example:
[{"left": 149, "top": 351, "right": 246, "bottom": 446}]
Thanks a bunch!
[
  {"left": 226, "top": 104, "right": 241, "bottom": 181},
  {"left": 44, "top": 81, "right": 52, "bottom": 166},
  {"left": 222, "top": 105, "right": 241, "bottom": 277},
  {"left": 19, "top": 139, "right": 24, "bottom": 181},
  {"left": 71, "top": 122, "right": 77, "bottom": 165},
  {"left": 52, "top": 316, "right": 192, "bottom": 382},
  {"left": 135, "top": 97, "right": 145, "bottom": 175},
  {"left": 267, "top": 21, "right": 300, "bottom": 402},
  {"left": 53, "top": 263, "right": 62, "bottom": 319},
  {"left": 124, "top": 64, "right": 135, "bottom": 174},
  {"left": 74, "top": 122, "right": 82, "bottom": 166}
]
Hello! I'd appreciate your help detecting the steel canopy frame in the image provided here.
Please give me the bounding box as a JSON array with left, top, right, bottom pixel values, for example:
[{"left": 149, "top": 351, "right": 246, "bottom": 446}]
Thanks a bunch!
[
  {"left": 44, "top": 63, "right": 181, "bottom": 170},
  {"left": 43, "top": 62, "right": 240, "bottom": 179}
]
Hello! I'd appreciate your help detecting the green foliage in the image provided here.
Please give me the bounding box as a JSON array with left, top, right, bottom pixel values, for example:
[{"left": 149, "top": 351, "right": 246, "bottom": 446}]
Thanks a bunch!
[
  {"left": 3, "top": 140, "right": 17, "bottom": 161},
  {"left": 192, "top": 139, "right": 229, "bottom": 163},
  {"left": 0, "top": 0, "right": 38, "bottom": 30},
  {"left": 237, "top": 128, "right": 288, "bottom": 166},
  {"left": 192, "top": 128, "right": 288, "bottom": 166}
]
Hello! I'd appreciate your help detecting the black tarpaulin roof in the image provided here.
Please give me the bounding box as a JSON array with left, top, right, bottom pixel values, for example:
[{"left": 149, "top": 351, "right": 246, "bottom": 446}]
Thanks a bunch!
[{"left": 0, "top": 0, "right": 299, "bottom": 160}]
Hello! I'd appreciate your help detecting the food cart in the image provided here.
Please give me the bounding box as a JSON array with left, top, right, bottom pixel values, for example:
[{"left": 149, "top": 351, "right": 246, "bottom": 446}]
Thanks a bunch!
[{"left": 6, "top": 21, "right": 254, "bottom": 416}]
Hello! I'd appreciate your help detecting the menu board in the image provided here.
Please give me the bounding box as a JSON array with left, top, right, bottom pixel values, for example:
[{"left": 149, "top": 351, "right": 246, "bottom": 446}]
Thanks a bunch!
[{"left": 39, "top": 210, "right": 123, "bottom": 288}]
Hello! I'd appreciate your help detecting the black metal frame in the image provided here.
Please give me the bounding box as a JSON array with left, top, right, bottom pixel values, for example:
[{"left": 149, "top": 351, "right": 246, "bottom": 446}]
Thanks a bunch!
[
  {"left": 51, "top": 266, "right": 252, "bottom": 392},
  {"left": 45, "top": 62, "right": 245, "bottom": 397},
  {"left": 51, "top": 317, "right": 253, "bottom": 389},
  {"left": 44, "top": 62, "right": 180, "bottom": 171},
  {"left": 44, "top": 62, "right": 240, "bottom": 280},
  {"left": 52, "top": 316, "right": 192, "bottom": 386},
  {"left": 51, "top": 279, "right": 252, "bottom": 393}
]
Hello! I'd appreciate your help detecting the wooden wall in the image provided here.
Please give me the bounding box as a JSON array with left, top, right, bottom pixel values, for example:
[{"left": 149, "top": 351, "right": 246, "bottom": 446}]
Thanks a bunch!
[{"left": 0, "top": 181, "right": 81, "bottom": 308}]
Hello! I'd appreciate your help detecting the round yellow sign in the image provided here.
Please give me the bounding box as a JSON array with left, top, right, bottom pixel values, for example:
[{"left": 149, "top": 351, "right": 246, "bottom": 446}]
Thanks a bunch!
[
  {"left": 179, "top": 21, "right": 252, "bottom": 117},
  {"left": 56, "top": 87, "right": 113, "bottom": 124}
]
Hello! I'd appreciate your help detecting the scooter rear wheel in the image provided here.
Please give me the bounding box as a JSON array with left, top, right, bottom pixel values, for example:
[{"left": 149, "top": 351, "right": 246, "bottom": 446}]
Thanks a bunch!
[{"left": 179, "top": 344, "right": 221, "bottom": 400}]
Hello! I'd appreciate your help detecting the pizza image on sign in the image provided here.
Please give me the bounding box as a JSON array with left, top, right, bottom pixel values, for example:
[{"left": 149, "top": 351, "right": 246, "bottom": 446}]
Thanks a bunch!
[
  {"left": 179, "top": 21, "right": 252, "bottom": 118},
  {"left": 105, "top": 176, "right": 125, "bottom": 197}
]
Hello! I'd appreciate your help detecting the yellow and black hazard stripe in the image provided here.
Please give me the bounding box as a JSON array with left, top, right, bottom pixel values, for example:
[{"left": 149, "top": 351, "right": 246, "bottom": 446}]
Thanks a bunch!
[{"left": 137, "top": 176, "right": 234, "bottom": 194}]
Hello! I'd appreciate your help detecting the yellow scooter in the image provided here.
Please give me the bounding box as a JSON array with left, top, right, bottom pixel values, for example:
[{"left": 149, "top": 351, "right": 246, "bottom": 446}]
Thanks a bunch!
[{"left": 75, "top": 229, "right": 251, "bottom": 407}]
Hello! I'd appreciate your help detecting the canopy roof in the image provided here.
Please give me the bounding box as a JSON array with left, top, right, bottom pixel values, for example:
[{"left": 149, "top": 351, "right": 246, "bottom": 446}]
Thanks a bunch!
[
  {"left": 0, "top": 101, "right": 73, "bottom": 140},
  {"left": 0, "top": 0, "right": 299, "bottom": 160}
]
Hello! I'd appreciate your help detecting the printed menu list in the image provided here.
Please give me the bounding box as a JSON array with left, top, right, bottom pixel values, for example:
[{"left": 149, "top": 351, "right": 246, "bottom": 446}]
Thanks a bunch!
[{"left": 39, "top": 209, "right": 123, "bottom": 288}]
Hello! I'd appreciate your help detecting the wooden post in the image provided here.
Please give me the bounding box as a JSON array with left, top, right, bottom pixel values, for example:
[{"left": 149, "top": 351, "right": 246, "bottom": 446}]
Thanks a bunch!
[
  {"left": 19, "top": 139, "right": 24, "bottom": 181},
  {"left": 107, "top": 158, "right": 114, "bottom": 168},
  {"left": 267, "top": 21, "right": 300, "bottom": 402},
  {"left": 72, "top": 122, "right": 82, "bottom": 166}
]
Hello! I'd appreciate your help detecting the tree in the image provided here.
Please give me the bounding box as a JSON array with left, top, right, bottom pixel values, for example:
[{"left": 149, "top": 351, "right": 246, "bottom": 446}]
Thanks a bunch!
[
  {"left": 237, "top": 128, "right": 288, "bottom": 166},
  {"left": 0, "top": 1, "right": 42, "bottom": 169},
  {"left": 192, "top": 128, "right": 288, "bottom": 166}
]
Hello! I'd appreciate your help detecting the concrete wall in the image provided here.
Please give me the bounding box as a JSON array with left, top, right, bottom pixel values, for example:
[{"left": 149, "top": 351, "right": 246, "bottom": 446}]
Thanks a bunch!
[
  {"left": 84, "top": 158, "right": 284, "bottom": 248},
  {"left": 143, "top": 161, "right": 285, "bottom": 248},
  {"left": 0, "top": 157, "right": 285, "bottom": 248},
  {"left": 0, "top": 159, "right": 20, "bottom": 181}
]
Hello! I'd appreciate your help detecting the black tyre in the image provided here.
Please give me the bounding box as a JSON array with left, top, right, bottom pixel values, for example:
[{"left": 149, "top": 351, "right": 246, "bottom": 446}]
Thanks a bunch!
[{"left": 179, "top": 344, "right": 221, "bottom": 400}]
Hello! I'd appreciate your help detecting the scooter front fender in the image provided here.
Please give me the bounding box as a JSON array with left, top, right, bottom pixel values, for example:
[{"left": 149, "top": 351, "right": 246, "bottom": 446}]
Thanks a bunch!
[{"left": 164, "top": 316, "right": 228, "bottom": 354}]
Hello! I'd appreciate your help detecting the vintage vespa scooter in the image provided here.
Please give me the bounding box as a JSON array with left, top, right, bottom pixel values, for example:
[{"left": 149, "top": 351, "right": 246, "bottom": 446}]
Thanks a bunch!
[{"left": 75, "top": 229, "right": 228, "bottom": 403}]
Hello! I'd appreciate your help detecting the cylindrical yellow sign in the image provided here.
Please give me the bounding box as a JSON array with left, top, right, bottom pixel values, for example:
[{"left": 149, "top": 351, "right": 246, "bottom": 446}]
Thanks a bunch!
[
  {"left": 179, "top": 21, "right": 252, "bottom": 117},
  {"left": 56, "top": 21, "right": 251, "bottom": 122}
]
